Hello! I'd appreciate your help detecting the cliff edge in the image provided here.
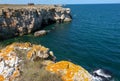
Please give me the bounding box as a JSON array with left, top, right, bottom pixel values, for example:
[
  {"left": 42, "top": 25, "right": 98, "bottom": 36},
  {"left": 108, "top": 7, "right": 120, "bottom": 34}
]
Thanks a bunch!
[{"left": 0, "top": 5, "right": 72, "bottom": 40}]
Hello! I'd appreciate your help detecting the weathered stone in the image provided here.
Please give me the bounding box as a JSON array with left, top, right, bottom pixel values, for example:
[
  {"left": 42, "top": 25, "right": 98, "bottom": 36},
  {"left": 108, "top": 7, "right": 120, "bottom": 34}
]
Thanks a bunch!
[
  {"left": 42, "top": 60, "right": 55, "bottom": 66},
  {"left": 0, "top": 5, "right": 72, "bottom": 40},
  {"left": 0, "top": 75, "right": 4, "bottom": 81},
  {"left": 34, "top": 30, "right": 47, "bottom": 37},
  {"left": 0, "top": 42, "right": 56, "bottom": 81},
  {"left": 66, "top": 8, "right": 71, "bottom": 14},
  {"left": 46, "top": 61, "right": 92, "bottom": 81},
  {"left": 64, "top": 15, "right": 72, "bottom": 22}
]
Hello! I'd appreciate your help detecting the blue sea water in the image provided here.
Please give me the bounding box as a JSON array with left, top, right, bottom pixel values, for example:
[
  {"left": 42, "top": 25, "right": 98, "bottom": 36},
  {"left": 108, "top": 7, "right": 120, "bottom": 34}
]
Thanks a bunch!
[{"left": 1, "top": 4, "right": 120, "bottom": 80}]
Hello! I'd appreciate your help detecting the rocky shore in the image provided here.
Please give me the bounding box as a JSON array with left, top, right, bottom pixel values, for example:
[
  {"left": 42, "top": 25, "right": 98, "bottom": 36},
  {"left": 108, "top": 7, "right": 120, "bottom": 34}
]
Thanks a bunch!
[
  {"left": 0, "top": 5, "right": 72, "bottom": 40},
  {"left": 0, "top": 42, "right": 92, "bottom": 81},
  {"left": 0, "top": 42, "right": 113, "bottom": 81}
]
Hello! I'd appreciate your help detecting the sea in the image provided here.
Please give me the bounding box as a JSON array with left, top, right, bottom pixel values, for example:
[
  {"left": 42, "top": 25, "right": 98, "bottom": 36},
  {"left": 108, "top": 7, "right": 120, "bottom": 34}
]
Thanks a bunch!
[{"left": 0, "top": 4, "right": 120, "bottom": 81}]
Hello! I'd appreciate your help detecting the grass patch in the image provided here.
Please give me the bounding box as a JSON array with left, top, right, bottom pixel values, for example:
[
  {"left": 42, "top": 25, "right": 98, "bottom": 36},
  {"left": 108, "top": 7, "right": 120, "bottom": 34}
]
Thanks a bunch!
[
  {"left": 14, "top": 49, "right": 28, "bottom": 60},
  {"left": 18, "top": 61, "right": 62, "bottom": 81}
]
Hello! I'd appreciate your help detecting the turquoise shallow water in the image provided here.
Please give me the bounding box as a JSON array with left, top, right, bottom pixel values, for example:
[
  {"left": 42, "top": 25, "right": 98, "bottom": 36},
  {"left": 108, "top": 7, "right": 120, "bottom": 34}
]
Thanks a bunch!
[{"left": 1, "top": 4, "right": 120, "bottom": 80}]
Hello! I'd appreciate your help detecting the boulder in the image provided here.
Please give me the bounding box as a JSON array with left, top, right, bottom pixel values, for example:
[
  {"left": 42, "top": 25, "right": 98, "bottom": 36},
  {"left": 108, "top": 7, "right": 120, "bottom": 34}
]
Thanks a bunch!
[
  {"left": 64, "top": 15, "right": 72, "bottom": 22},
  {"left": 66, "top": 8, "right": 71, "bottom": 14},
  {"left": 34, "top": 30, "right": 47, "bottom": 37},
  {"left": 46, "top": 61, "right": 92, "bottom": 81}
]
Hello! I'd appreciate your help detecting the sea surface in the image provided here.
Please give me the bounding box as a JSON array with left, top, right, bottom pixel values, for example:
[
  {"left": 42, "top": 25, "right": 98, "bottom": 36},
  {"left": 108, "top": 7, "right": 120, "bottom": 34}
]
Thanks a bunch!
[{"left": 1, "top": 4, "right": 120, "bottom": 80}]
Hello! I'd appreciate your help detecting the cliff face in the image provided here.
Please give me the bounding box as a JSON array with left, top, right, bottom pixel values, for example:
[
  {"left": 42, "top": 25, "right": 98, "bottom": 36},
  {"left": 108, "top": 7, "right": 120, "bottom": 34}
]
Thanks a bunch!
[{"left": 0, "top": 5, "right": 72, "bottom": 40}]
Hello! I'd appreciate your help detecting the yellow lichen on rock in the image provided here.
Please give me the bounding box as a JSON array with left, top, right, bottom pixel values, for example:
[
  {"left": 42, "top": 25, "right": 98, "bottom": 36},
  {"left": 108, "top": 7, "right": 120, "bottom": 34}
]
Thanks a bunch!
[
  {"left": 9, "top": 68, "right": 20, "bottom": 81},
  {"left": 27, "top": 49, "right": 34, "bottom": 59},
  {"left": 27, "top": 44, "right": 50, "bottom": 60},
  {"left": 0, "top": 42, "right": 92, "bottom": 81},
  {"left": 11, "top": 68, "right": 20, "bottom": 78},
  {"left": 12, "top": 42, "right": 32, "bottom": 49},
  {"left": 46, "top": 61, "right": 92, "bottom": 81},
  {"left": 40, "top": 46, "right": 49, "bottom": 53},
  {"left": 0, "top": 44, "right": 14, "bottom": 60},
  {"left": 0, "top": 42, "right": 55, "bottom": 81},
  {"left": 32, "top": 45, "right": 42, "bottom": 51},
  {"left": 27, "top": 45, "right": 41, "bottom": 59},
  {"left": 0, "top": 75, "right": 4, "bottom": 81}
]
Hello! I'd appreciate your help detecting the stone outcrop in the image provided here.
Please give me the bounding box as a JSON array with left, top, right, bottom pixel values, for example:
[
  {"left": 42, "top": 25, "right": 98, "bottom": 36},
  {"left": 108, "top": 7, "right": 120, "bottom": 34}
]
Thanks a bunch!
[
  {"left": 0, "top": 5, "right": 72, "bottom": 40},
  {"left": 0, "top": 42, "right": 56, "bottom": 81},
  {"left": 34, "top": 30, "right": 47, "bottom": 37},
  {"left": 0, "top": 42, "right": 96, "bottom": 81},
  {"left": 46, "top": 61, "right": 92, "bottom": 81}
]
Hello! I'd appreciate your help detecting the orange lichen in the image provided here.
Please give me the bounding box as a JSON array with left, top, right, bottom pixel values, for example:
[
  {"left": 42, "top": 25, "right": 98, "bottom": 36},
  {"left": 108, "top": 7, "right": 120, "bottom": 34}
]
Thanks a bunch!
[
  {"left": 46, "top": 61, "right": 92, "bottom": 81},
  {"left": 1, "top": 47, "right": 14, "bottom": 54},
  {"left": 0, "top": 75, "right": 4, "bottom": 81},
  {"left": 0, "top": 42, "right": 53, "bottom": 81},
  {"left": 12, "top": 42, "right": 32, "bottom": 49},
  {"left": 32, "top": 45, "right": 41, "bottom": 51},
  {"left": 0, "top": 45, "right": 14, "bottom": 60},
  {"left": 27, "top": 49, "right": 34, "bottom": 59},
  {"left": 40, "top": 46, "right": 48, "bottom": 52},
  {"left": 27, "top": 44, "right": 49, "bottom": 59},
  {"left": 12, "top": 69, "right": 20, "bottom": 78},
  {"left": 9, "top": 68, "right": 20, "bottom": 81}
]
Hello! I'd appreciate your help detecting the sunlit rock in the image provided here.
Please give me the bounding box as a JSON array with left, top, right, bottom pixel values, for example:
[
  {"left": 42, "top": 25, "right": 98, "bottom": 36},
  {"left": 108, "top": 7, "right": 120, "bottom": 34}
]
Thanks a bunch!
[
  {"left": 34, "top": 30, "right": 47, "bottom": 37},
  {"left": 0, "top": 75, "right": 4, "bottom": 81},
  {"left": 46, "top": 61, "right": 92, "bottom": 81},
  {"left": 0, "top": 42, "right": 56, "bottom": 81},
  {"left": 0, "top": 5, "right": 72, "bottom": 40}
]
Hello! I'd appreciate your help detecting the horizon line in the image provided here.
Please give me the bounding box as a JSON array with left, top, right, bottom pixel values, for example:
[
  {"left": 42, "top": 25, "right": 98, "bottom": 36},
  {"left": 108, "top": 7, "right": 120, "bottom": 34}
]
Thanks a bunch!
[{"left": 0, "top": 2, "right": 120, "bottom": 5}]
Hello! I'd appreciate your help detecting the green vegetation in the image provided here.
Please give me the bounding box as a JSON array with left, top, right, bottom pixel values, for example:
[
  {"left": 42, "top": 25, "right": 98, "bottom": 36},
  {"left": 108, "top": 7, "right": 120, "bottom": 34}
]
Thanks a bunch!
[{"left": 18, "top": 61, "right": 62, "bottom": 81}]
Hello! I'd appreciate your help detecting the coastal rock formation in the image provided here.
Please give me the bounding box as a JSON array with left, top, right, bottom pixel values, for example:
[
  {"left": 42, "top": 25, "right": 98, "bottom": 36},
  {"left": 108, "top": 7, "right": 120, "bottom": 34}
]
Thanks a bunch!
[
  {"left": 0, "top": 42, "right": 55, "bottom": 81},
  {"left": 0, "top": 5, "right": 72, "bottom": 40},
  {"left": 46, "top": 61, "right": 92, "bottom": 81},
  {"left": 0, "top": 42, "right": 94, "bottom": 81},
  {"left": 34, "top": 30, "right": 47, "bottom": 37}
]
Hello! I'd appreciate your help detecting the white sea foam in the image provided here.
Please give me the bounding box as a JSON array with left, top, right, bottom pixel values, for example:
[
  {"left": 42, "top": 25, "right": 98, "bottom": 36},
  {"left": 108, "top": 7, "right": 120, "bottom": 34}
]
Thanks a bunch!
[{"left": 92, "top": 69, "right": 114, "bottom": 81}]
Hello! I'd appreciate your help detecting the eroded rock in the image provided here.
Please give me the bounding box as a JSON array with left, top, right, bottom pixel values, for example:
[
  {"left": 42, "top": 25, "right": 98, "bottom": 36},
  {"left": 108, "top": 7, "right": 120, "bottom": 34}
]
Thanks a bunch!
[
  {"left": 34, "top": 30, "right": 47, "bottom": 37},
  {"left": 0, "top": 42, "right": 56, "bottom": 81},
  {"left": 46, "top": 61, "right": 92, "bottom": 81},
  {"left": 0, "top": 5, "right": 72, "bottom": 40}
]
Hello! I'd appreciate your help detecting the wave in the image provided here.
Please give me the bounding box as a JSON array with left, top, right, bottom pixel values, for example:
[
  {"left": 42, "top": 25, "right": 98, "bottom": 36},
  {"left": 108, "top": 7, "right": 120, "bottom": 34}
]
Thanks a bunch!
[{"left": 92, "top": 69, "right": 114, "bottom": 81}]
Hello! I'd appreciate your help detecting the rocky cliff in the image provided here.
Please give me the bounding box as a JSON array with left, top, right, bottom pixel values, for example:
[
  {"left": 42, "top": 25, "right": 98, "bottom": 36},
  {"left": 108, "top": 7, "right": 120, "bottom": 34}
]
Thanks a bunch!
[
  {"left": 0, "top": 5, "right": 72, "bottom": 40},
  {"left": 0, "top": 42, "right": 92, "bottom": 81}
]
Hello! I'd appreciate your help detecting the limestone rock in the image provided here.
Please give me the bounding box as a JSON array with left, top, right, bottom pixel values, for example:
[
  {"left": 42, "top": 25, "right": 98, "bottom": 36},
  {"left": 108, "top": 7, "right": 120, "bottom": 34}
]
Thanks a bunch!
[
  {"left": 46, "top": 61, "right": 92, "bottom": 81},
  {"left": 66, "top": 8, "right": 71, "bottom": 14},
  {"left": 0, "top": 5, "right": 72, "bottom": 40},
  {"left": 34, "top": 30, "right": 47, "bottom": 37},
  {"left": 0, "top": 42, "right": 56, "bottom": 81},
  {"left": 64, "top": 15, "right": 72, "bottom": 22}
]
